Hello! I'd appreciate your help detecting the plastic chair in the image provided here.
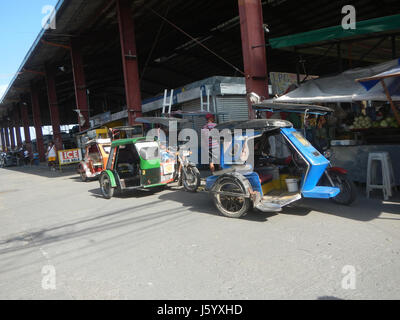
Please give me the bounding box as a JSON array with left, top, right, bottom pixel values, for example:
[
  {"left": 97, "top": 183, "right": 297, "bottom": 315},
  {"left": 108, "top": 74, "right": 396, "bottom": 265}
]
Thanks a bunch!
[{"left": 366, "top": 152, "right": 396, "bottom": 200}]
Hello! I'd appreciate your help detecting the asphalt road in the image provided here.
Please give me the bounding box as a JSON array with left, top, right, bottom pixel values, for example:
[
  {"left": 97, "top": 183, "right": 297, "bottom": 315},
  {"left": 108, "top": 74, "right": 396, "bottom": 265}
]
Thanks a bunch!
[{"left": 0, "top": 165, "right": 399, "bottom": 300}]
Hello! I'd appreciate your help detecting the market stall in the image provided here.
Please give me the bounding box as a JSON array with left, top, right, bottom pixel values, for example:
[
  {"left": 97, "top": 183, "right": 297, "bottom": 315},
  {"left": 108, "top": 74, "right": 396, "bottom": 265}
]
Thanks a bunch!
[{"left": 270, "top": 58, "right": 400, "bottom": 185}]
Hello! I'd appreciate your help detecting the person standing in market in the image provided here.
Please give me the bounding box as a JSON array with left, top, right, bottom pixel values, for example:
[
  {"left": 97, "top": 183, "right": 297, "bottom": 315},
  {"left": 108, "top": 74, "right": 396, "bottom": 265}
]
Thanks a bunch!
[
  {"left": 46, "top": 141, "right": 57, "bottom": 171},
  {"left": 202, "top": 113, "right": 218, "bottom": 173},
  {"left": 23, "top": 146, "right": 30, "bottom": 166}
]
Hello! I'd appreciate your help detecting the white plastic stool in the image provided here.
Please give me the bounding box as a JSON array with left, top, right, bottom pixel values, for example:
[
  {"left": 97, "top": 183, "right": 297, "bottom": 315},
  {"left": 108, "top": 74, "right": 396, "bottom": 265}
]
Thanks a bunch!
[{"left": 366, "top": 152, "right": 396, "bottom": 200}]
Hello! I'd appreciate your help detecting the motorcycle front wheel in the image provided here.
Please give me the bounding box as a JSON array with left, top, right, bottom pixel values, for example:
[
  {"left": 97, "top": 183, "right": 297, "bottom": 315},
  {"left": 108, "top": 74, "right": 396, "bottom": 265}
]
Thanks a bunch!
[
  {"left": 182, "top": 165, "right": 201, "bottom": 192},
  {"left": 328, "top": 172, "right": 357, "bottom": 205}
]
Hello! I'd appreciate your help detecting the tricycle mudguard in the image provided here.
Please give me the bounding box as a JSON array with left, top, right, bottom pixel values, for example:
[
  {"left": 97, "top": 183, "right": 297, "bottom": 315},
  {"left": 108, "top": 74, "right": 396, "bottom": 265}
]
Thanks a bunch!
[
  {"left": 328, "top": 167, "right": 348, "bottom": 175},
  {"left": 104, "top": 170, "right": 117, "bottom": 187},
  {"left": 281, "top": 128, "right": 340, "bottom": 199}
]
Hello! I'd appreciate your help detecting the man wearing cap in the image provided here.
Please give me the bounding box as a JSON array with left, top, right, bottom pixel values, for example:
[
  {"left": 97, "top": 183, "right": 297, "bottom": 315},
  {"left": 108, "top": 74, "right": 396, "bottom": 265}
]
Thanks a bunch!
[{"left": 203, "top": 113, "right": 218, "bottom": 173}]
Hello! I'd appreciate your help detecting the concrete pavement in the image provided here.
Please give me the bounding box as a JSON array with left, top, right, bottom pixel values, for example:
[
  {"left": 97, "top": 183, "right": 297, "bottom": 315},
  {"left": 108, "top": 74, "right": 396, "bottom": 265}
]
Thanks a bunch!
[{"left": 0, "top": 166, "right": 399, "bottom": 299}]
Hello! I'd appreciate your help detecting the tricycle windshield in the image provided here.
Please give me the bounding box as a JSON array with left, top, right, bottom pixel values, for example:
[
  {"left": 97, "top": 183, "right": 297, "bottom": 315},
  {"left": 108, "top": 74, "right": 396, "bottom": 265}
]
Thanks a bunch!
[
  {"left": 135, "top": 142, "right": 160, "bottom": 160},
  {"left": 103, "top": 146, "right": 111, "bottom": 154}
]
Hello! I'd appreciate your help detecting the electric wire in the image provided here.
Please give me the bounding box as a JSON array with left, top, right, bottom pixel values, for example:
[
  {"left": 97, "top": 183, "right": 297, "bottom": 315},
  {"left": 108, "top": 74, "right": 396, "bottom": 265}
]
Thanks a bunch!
[{"left": 145, "top": 5, "right": 246, "bottom": 76}]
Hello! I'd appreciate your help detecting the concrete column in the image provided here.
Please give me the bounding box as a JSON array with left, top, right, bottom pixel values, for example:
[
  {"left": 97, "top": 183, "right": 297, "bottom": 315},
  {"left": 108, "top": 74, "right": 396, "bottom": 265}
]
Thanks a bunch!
[
  {"left": 4, "top": 126, "right": 10, "bottom": 149},
  {"left": 0, "top": 127, "right": 5, "bottom": 151},
  {"left": 9, "top": 119, "right": 16, "bottom": 150},
  {"left": 45, "top": 64, "right": 63, "bottom": 151},
  {"left": 30, "top": 82, "right": 46, "bottom": 162},
  {"left": 238, "top": 0, "right": 269, "bottom": 119},
  {"left": 70, "top": 39, "right": 90, "bottom": 131},
  {"left": 20, "top": 101, "right": 32, "bottom": 157},
  {"left": 116, "top": 0, "right": 142, "bottom": 124},
  {"left": 13, "top": 104, "right": 22, "bottom": 148}
]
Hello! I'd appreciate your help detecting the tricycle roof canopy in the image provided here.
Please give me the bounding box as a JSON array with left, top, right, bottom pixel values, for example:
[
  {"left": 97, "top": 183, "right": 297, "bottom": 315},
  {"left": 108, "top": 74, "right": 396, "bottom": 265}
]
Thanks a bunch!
[
  {"left": 111, "top": 137, "right": 149, "bottom": 147},
  {"left": 135, "top": 117, "right": 189, "bottom": 126},
  {"left": 215, "top": 119, "right": 293, "bottom": 131},
  {"left": 253, "top": 102, "right": 333, "bottom": 115}
]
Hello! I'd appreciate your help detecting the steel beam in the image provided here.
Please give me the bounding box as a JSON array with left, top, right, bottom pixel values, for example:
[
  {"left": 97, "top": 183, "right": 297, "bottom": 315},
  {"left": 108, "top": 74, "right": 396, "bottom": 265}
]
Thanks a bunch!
[
  {"left": 45, "top": 64, "right": 63, "bottom": 151},
  {"left": 116, "top": 0, "right": 142, "bottom": 124},
  {"left": 70, "top": 39, "right": 90, "bottom": 131},
  {"left": 13, "top": 104, "right": 22, "bottom": 147},
  {"left": 20, "top": 101, "right": 32, "bottom": 157},
  {"left": 30, "top": 82, "right": 46, "bottom": 162},
  {"left": 238, "top": 0, "right": 269, "bottom": 119}
]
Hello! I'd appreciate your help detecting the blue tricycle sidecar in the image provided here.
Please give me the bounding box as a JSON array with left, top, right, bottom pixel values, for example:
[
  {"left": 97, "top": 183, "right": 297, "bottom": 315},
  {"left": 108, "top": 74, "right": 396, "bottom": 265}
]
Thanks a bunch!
[{"left": 205, "top": 114, "right": 342, "bottom": 218}]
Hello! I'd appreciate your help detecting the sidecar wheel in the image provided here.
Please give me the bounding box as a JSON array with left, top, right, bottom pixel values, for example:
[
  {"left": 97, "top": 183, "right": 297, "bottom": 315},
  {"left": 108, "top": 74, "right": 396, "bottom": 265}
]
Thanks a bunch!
[
  {"left": 100, "top": 173, "right": 114, "bottom": 199},
  {"left": 213, "top": 176, "right": 251, "bottom": 218},
  {"left": 80, "top": 171, "right": 88, "bottom": 182}
]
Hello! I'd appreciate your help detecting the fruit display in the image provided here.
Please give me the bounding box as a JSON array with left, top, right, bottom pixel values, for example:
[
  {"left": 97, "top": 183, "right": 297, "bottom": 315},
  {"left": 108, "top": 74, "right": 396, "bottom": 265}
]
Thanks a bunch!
[{"left": 350, "top": 116, "right": 399, "bottom": 130}]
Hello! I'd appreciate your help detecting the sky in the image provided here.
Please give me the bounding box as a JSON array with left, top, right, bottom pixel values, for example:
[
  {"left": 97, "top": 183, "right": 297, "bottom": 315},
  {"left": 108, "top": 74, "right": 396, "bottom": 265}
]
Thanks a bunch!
[
  {"left": 0, "top": 0, "right": 58, "bottom": 99},
  {"left": 0, "top": 0, "right": 63, "bottom": 144}
]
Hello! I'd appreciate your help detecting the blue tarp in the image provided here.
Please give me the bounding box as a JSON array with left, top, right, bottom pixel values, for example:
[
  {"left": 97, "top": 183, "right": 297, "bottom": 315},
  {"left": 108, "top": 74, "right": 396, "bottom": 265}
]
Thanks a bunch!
[{"left": 358, "top": 60, "right": 400, "bottom": 91}]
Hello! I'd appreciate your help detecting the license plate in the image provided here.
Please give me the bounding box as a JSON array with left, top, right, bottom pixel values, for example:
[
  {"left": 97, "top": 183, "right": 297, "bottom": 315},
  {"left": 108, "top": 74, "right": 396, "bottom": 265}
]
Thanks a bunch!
[{"left": 163, "top": 163, "right": 175, "bottom": 174}]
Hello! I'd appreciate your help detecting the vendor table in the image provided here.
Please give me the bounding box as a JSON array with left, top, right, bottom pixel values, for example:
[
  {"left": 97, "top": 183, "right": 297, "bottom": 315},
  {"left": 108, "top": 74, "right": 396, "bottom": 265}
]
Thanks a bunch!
[{"left": 331, "top": 145, "right": 400, "bottom": 186}]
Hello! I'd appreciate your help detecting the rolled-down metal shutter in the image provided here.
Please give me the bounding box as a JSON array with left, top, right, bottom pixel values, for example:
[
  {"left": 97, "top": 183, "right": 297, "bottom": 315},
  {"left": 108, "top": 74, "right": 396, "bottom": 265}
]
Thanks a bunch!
[
  {"left": 216, "top": 96, "right": 249, "bottom": 123},
  {"left": 181, "top": 99, "right": 208, "bottom": 133}
]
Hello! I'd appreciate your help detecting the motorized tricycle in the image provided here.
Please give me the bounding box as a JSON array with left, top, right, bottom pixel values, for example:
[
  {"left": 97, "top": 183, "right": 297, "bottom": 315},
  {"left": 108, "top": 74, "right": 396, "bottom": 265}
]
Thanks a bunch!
[
  {"left": 78, "top": 138, "right": 111, "bottom": 182},
  {"left": 136, "top": 117, "right": 201, "bottom": 192},
  {"left": 0, "top": 151, "right": 18, "bottom": 168},
  {"left": 99, "top": 118, "right": 200, "bottom": 199},
  {"left": 202, "top": 103, "right": 356, "bottom": 218},
  {"left": 254, "top": 101, "right": 357, "bottom": 206}
]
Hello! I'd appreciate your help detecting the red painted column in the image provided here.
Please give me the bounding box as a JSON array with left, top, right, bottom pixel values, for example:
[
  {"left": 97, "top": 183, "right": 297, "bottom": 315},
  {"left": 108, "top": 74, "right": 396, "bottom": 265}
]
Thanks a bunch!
[
  {"left": 30, "top": 82, "right": 46, "bottom": 162},
  {"left": 45, "top": 64, "right": 63, "bottom": 151},
  {"left": 116, "top": 0, "right": 142, "bottom": 124},
  {"left": 0, "top": 127, "right": 6, "bottom": 151},
  {"left": 70, "top": 39, "right": 90, "bottom": 131},
  {"left": 13, "top": 104, "right": 22, "bottom": 148},
  {"left": 20, "top": 102, "right": 32, "bottom": 157},
  {"left": 238, "top": 0, "right": 269, "bottom": 119}
]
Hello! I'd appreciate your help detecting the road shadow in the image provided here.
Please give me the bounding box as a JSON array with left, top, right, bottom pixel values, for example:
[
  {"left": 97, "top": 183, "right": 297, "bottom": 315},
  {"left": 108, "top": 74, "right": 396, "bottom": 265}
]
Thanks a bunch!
[
  {"left": 158, "top": 189, "right": 278, "bottom": 222},
  {"left": 1, "top": 165, "right": 77, "bottom": 179},
  {"left": 88, "top": 186, "right": 168, "bottom": 199},
  {"left": 0, "top": 198, "right": 191, "bottom": 259},
  {"left": 281, "top": 187, "right": 400, "bottom": 222},
  {"left": 159, "top": 184, "right": 400, "bottom": 223}
]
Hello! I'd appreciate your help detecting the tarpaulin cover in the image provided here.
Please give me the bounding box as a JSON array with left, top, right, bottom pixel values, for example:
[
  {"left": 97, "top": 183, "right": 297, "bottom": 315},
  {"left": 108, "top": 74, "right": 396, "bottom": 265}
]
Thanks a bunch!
[
  {"left": 358, "top": 65, "right": 400, "bottom": 90},
  {"left": 274, "top": 58, "right": 400, "bottom": 103}
]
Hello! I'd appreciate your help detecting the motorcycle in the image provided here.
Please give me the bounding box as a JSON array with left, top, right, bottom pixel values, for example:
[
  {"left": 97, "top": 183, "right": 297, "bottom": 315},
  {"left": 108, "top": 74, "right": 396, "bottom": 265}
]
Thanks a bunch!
[
  {"left": 320, "top": 148, "right": 357, "bottom": 205},
  {"left": 136, "top": 116, "right": 201, "bottom": 192},
  {"left": 171, "top": 144, "right": 201, "bottom": 192}
]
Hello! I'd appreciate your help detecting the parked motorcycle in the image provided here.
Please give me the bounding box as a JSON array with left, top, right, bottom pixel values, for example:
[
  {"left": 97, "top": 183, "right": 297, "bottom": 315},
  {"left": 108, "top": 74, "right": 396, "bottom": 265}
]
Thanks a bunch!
[
  {"left": 172, "top": 145, "right": 201, "bottom": 192},
  {"left": 320, "top": 148, "right": 357, "bottom": 205}
]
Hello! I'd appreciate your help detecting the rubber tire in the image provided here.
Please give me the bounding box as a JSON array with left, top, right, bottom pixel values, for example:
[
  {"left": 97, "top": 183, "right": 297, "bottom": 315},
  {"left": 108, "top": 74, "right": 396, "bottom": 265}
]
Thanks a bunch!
[
  {"left": 80, "top": 171, "right": 88, "bottom": 182},
  {"left": 183, "top": 165, "right": 201, "bottom": 192},
  {"left": 100, "top": 173, "right": 114, "bottom": 199},
  {"left": 212, "top": 176, "right": 251, "bottom": 218},
  {"left": 329, "top": 172, "right": 357, "bottom": 206}
]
